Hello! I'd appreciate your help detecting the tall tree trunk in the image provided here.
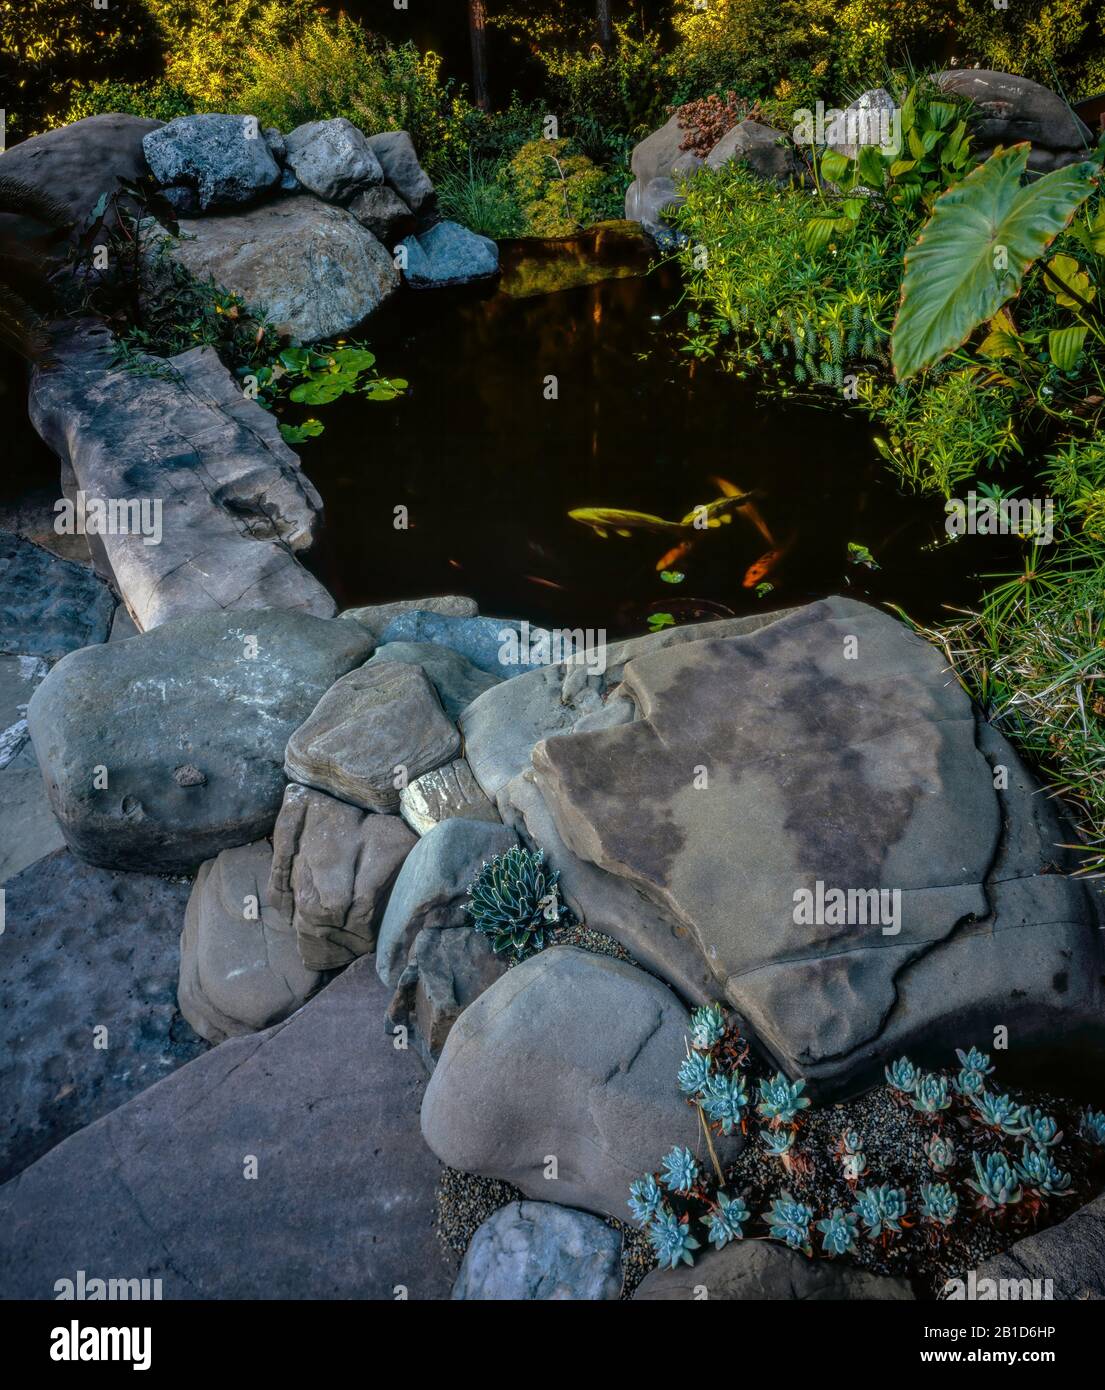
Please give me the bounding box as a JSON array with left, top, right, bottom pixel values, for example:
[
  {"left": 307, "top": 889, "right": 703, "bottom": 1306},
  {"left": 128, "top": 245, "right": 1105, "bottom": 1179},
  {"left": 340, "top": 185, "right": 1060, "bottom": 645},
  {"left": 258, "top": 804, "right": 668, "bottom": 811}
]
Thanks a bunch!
[
  {"left": 468, "top": 0, "right": 490, "bottom": 112},
  {"left": 596, "top": 0, "right": 614, "bottom": 55}
]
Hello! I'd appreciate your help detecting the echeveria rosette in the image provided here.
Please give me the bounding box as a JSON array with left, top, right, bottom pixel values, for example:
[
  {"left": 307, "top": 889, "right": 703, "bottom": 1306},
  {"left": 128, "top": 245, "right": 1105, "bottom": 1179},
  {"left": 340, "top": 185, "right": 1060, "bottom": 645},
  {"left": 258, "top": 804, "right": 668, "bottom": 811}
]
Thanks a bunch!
[
  {"left": 660, "top": 1145, "right": 700, "bottom": 1196},
  {"left": 1016, "top": 1144, "right": 1072, "bottom": 1198},
  {"left": 911, "top": 1072, "right": 952, "bottom": 1115},
  {"left": 919, "top": 1181, "right": 959, "bottom": 1227},
  {"left": 677, "top": 1050, "right": 713, "bottom": 1098},
  {"left": 1079, "top": 1108, "right": 1105, "bottom": 1146},
  {"left": 885, "top": 1056, "right": 918, "bottom": 1095},
  {"left": 466, "top": 846, "right": 569, "bottom": 957},
  {"left": 689, "top": 1003, "right": 726, "bottom": 1051},
  {"left": 705, "top": 1191, "right": 749, "bottom": 1250},
  {"left": 924, "top": 1134, "right": 956, "bottom": 1173},
  {"left": 762, "top": 1128, "right": 795, "bottom": 1160},
  {"left": 627, "top": 1172, "right": 664, "bottom": 1226},
  {"left": 971, "top": 1090, "right": 1028, "bottom": 1137},
  {"left": 955, "top": 1067, "right": 987, "bottom": 1099},
  {"left": 699, "top": 1070, "right": 749, "bottom": 1135},
  {"left": 817, "top": 1207, "right": 859, "bottom": 1257},
  {"left": 648, "top": 1208, "right": 701, "bottom": 1269},
  {"left": 854, "top": 1184, "right": 909, "bottom": 1241},
  {"left": 1022, "top": 1108, "right": 1062, "bottom": 1150},
  {"left": 764, "top": 1192, "right": 814, "bottom": 1255},
  {"left": 966, "top": 1151, "right": 1023, "bottom": 1211},
  {"left": 756, "top": 1072, "right": 810, "bottom": 1127},
  {"left": 955, "top": 1046, "right": 994, "bottom": 1077}
]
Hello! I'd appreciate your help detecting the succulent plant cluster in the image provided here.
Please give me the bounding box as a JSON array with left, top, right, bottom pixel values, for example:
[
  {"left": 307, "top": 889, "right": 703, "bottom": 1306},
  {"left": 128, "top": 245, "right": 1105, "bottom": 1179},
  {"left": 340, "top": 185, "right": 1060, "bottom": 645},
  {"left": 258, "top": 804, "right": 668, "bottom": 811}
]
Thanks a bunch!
[
  {"left": 465, "top": 845, "right": 570, "bottom": 958},
  {"left": 630, "top": 1023, "right": 1104, "bottom": 1274}
]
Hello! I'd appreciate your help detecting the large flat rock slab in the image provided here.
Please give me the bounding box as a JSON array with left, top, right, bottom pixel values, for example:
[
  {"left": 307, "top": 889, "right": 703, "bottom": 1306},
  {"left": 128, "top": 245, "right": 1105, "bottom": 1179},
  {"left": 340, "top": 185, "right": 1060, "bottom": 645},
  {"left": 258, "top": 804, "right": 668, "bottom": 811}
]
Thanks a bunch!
[
  {"left": 0, "top": 531, "right": 115, "bottom": 661},
  {"left": 0, "top": 850, "right": 202, "bottom": 1184},
  {"left": 28, "top": 321, "right": 334, "bottom": 631},
  {"left": 28, "top": 607, "right": 373, "bottom": 872},
  {"left": 0, "top": 957, "right": 451, "bottom": 1299},
  {"left": 531, "top": 597, "right": 1105, "bottom": 1097}
]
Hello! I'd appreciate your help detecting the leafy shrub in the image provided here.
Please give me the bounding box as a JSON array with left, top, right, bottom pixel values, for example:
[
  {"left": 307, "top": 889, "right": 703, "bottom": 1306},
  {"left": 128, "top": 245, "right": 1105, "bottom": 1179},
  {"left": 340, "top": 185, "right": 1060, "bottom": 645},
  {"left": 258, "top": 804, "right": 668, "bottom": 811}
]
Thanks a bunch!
[
  {"left": 64, "top": 78, "right": 195, "bottom": 126},
  {"left": 435, "top": 156, "right": 524, "bottom": 239},
  {"left": 507, "top": 138, "right": 619, "bottom": 235}
]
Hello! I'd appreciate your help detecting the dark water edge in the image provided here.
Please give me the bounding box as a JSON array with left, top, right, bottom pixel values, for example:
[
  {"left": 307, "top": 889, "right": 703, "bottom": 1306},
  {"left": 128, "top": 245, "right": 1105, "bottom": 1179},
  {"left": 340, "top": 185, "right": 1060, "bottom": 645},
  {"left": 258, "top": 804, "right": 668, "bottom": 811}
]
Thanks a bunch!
[{"left": 296, "top": 230, "right": 1023, "bottom": 638}]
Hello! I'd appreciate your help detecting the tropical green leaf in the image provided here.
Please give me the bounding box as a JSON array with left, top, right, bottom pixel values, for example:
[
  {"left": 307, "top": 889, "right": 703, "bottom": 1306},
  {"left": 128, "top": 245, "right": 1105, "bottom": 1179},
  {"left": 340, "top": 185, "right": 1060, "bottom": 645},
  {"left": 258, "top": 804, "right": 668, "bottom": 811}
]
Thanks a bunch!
[
  {"left": 1048, "top": 325, "right": 1088, "bottom": 371},
  {"left": 892, "top": 146, "right": 1099, "bottom": 381}
]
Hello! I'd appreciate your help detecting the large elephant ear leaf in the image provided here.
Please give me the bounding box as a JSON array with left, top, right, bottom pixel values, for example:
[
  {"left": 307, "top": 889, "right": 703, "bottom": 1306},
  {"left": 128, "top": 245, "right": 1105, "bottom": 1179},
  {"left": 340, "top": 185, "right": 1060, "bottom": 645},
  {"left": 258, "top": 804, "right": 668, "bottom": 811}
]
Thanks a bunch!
[{"left": 891, "top": 146, "right": 1099, "bottom": 381}]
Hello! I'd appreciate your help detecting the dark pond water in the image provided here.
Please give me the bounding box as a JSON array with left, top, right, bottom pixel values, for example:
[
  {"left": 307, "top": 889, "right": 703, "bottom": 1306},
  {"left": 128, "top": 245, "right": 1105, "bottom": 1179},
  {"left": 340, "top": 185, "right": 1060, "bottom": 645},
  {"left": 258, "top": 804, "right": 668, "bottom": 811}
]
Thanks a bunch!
[{"left": 297, "top": 226, "right": 1020, "bottom": 639}]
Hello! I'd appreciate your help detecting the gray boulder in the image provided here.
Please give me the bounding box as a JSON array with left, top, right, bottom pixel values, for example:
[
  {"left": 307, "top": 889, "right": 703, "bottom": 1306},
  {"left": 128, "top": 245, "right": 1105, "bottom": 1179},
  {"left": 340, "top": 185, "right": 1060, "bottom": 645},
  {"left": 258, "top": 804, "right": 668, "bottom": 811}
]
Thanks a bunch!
[
  {"left": 143, "top": 114, "right": 281, "bottom": 211},
  {"left": 387, "top": 925, "right": 509, "bottom": 1067},
  {"left": 0, "top": 530, "right": 114, "bottom": 661},
  {"left": 454, "top": 1201, "right": 623, "bottom": 1300},
  {"left": 964, "top": 1190, "right": 1105, "bottom": 1301},
  {"left": 284, "top": 117, "right": 384, "bottom": 203},
  {"left": 705, "top": 120, "right": 804, "bottom": 184},
  {"left": 935, "top": 69, "right": 1092, "bottom": 150},
  {"left": 0, "top": 849, "right": 203, "bottom": 1183},
  {"left": 179, "top": 840, "right": 324, "bottom": 1044},
  {"left": 379, "top": 610, "right": 547, "bottom": 679},
  {"left": 824, "top": 88, "right": 898, "bottom": 159},
  {"left": 268, "top": 782, "right": 416, "bottom": 968},
  {"left": 347, "top": 184, "right": 415, "bottom": 246},
  {"left": 420, "top": 947, "right": 740, "bottom": 1221},
  {"left": 27, "top": 607, "right": 373, "bottom": 872},
  {"left": 399, "top": 220, "right": 499, "bottom": 289},
  {"left": 28, "top": 323, "right": 333, "bottom": 630},
  {"left": 365, "top": 129, "right": 436, "bottom": 212},
  {"left": 165, "top": 194, "right": 400, "bottom": 341},
  {"left": 284, "top": 660, "right": 460, "bottom": 812},
  {"left": 376, "top": 817, "right": 517, "bottom": 987},
  {"left": 370, "top": 641, "right": 501, "bottom": 721},
  {"left": 529, "top": 597, "right": 1105, "bottom": 1099},
  {"left": 0, "top": 957, "right": 451, "bottom": 1299},
  {"left": 400, "top": 758, "right": 501, "bottom": 835},
  {"left": 338, "top": 595, "right": 478, "bottom": 645},
  {"left": 634, "top": 1238, "right": 914, "bottom": 1300},
  {"left": 630, "top": 113, "right": 704, "bottom": 186}
]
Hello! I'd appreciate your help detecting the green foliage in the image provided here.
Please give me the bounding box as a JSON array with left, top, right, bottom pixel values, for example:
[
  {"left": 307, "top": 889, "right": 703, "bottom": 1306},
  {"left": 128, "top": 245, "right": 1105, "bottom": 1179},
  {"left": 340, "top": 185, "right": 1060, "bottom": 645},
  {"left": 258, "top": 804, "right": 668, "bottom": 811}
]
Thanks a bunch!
[
  {"left": 465, "top": 845, "right": 568, "bottom": 959},
  {"left": 966, "top": 1151, "right": 1023, "bottom": 1211},
  {"left": 891, "top": 146, "right": 1100, "bottom": 381},
  {"left": 1016, "top": 1145, "right": 1072, "bottom": 1197},
  {"left": 435, "top": 156, "right": 525, "bottom": 240},
  {"left": 507, "top": 138, "right": 621, "bottom": 236},
  {"left": 647, "top": 1207, "right": 701, "bottom": 1269},
  {"left": 910, "top": 1073, "right": 952, "bottom": 1115},
  {"left": 970, "top": 1090, "right": 1029, "bottom": 1137},
  {"left": 756, "top": 1071, "right": 810, "bottom": 1126},
  {"left": 816, "top": 1205, "right": 859, "bottom": 1255},
  {"left": 853, "top": 1183, "right": 908, "bottom": 1239},
  {"left": 884, "top": 1057, "right": 918, "bottom": 1094},
  {"left": 660, "top": 1146, "right": 701, "bottom": 1196},
  {"left": 765, "top": 1192, "right": 814, "bottom": 1253},
  {"left": 918, "top": 1181, "right": 958, "bottom": 1226},
  {"left": 689, "top": 1003, "right": 727, "bottom": 1051},
  {"left": 705, "top": 1191, "right": 749, "bottom": 1249}
]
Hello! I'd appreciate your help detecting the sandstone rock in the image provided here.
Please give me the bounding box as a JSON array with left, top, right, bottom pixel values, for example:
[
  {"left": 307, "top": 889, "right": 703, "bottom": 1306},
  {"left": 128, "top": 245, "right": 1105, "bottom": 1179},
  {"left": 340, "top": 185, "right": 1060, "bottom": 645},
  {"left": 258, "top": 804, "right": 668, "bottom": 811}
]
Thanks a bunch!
[
  {"left": 370, "top": 641, "right": 501, "bottom": 721},
  {"left": 400, "top": 758, "right": 501, "bottom": 835},
  {"left": 421, "top": 947, "right": 739, "bottom": 1220},
  {"left": 630, "top": 113, "right": 704, "bottom": 186},
  {"left": 705, "top": 120, "right": 804, "bottom": 184},
  {"left": 0, "top": 530, "right": 114, "bottom": 660},
  {"left": 179, "top": 841, "right": 324, "bottom": 1044},
  {"left": 634, "top": 1238, "right": 914, "bottom": 1300},
  {"left": 0, "top": 957, "right": 451, "bottom": 1299},
  {"left": 400, "top": 220, "right": 499, "bottom": 289},
  {"left": 347, "top": 183, "right": 415, "bottom": 245},
  {"left": 387, "top": 925, "right": 509, "bottom": 1067},
  {"left": 28, "top": 322, "right": 333, "bottom": 630},
  {"left": 143, "top": 114, "right": 280, "bottom": 210},
  {"left": 529, "top": 597, "right": 1105, "bottom": 1099},
  {"left": 935, "top": 70, "right": 1092, "bottom": 150},
  {"left": 284, "top": 117, "right": 384, "bottom": 202},
  {"left": 376, "top": 818, "right": 517, "bottom": 987},
  {"left": 167, "top": 195, "right": 401, "bottom": 341},
  {"left": 0, "top": 745, "right": 66, "bottom": 884},
  {"left": 967, "top": 1191, "right": 1105, "bottom": 1301},
  {"left": 454, "top": 1201, "right": 623, "bottom": 1300},
  {"left": 0, "top": 114, "right": 162, "bottom": 230},
  {"left": 365, "top": 130, "right": 436, "bottom": 213},
  {"left": 0, "top": 850, "right": 202, "bottom": 1183},
  {"left": 28, "top": 607, "right": 373, "bottom": 872},
  {"left": 824, "top": 88, "right": 898, "bottom": 159},
  {"left": 268, "top": 782, "right": 416, "bottom": 968},
  {"left": 338, "top": 594, "right": 478, "bottom": 645},
  {"left": 379, "top": 610, "right": 547, "bottom": 679},
  {"left": 285, "top": 660, "right": 459, "bottom": 812}
]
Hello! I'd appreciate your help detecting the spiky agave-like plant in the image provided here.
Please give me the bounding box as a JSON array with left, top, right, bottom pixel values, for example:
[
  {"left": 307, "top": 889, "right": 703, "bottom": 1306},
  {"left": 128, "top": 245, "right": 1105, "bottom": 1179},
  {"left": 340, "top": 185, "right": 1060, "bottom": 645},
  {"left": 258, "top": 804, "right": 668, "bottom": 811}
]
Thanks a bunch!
[
  {"left": 466, "top": 845, "right": 569, "bottom": 957},
  {"left": 0, "top": 175, "right": 73, "bottom": 361}
]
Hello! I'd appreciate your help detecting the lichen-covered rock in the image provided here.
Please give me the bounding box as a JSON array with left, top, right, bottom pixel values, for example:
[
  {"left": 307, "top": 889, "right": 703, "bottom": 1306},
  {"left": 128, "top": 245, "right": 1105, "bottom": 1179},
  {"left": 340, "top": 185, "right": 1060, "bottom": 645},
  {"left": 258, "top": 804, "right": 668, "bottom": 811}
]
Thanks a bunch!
[
  {"left": 378, "top": 610, "right": 545, "bottom": 679},
  {"left": 420, "top": 947, "right": 739, "bottom": 1220},
  {"left": 268, "top": 783, "right": 416, "bottom": 968},
  {"left": 27, "top": 607, "right": 373, "bottom": 872},
  {"left": 387, "top": 925, "right": 508, "bottom": 1067},
  {"left": 370, "top": 642, "right": 501, "bottom": 722},
  {"left": 143, "top": 114, "right": 280, "bottom": 210},
  {"left": 633, "top": 1238, "right": 914, "bottom": 1300},
  {"left": 285, "top": 660, "right": 459, "bottom": 812},
  {"left": 284, "top": 118, "right": 383, "bottom": 202},
  {"left": 399, "top": 221, "right": 499, "bottom": 289},
  {"left": 365, "top": 129, "right": 436, "bottom": 212},
  {"left": 179, "top": 841, "right": 324, "bottom": 1044},
  {"left": 165, "top": 195, "right": 401, "bottom": 341},
  {"left": 400, "top": 758, "right": 501, "bottom": 835},
  {"left": 338, "top": 595, "right": 478, "bottom": 645},
  {"left": 376, "top": 818, "right": 517, "bottom": 987},
  {"left": 454, "top": 1201, "right": 623, "bottom": 1300}
]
